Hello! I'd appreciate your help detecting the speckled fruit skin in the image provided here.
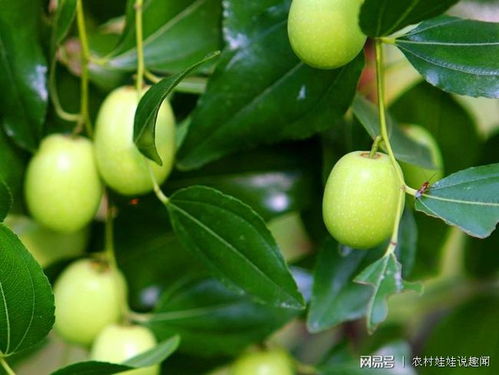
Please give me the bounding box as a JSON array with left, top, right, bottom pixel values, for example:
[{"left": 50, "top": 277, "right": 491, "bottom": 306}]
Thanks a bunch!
[
  {"left": 25, "top": 134, "right": 102, "bottom": 233},
  {"left": 288, "top": 0, "right": 366, "bottom": 69},
  {"left": 91, "top": 324, "right": 159, "bottom": 375},
  {"left": 94, "top": 86, "right": 175, "bottom": 196},
  {"left": 322, "top": 151, "right": 403, "bottom": 249},
  {"left": 400, "top": 124, "right": 444, "bottom": 188},
  {"left": 54, "top": 259, "right": 127, "bottom": 346},
  {"left": 231, "top": 349, "right": 294, "bottom": 375},
  {"left": 4, "top": 215, "right": 88, "bottom": 267}
]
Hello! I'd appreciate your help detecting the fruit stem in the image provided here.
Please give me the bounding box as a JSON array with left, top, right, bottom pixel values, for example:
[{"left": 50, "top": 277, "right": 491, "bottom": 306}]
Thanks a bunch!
[
  {"left": 88, "top": 55, "right": 110, "bottom": 66},
  {"left": 134, "top": 0, "right": 169, "bottom": 207},
  {"left": 144, "top": 70, "right": 208, "bottom": 94},
  {"left": 128, "top": 310, "right": 152, "bottom": 323},
  {"left": 135, "top": 0, "right": 145, "bottom": 96},
  {"left": 374, "top": 39, "right": 403, "bottom": 184},
  {"left": 49, "top": 59, "right": 81, "bottom": 123},
  {"left": 144, "top": 69, "right": 160, "bottom": 83},
  {"left": 369, "top": 136, "right": 383, "bottom": 158},
  {"left": 384, "top": 188, "right": 405, "bottom": 256},
  {"left": 75, "top": 0, "right": 93, "bottom": 137},
  {"left": 375, "top": 39, "right": 406, "bottom": 256},
  {"left": 0, "top": 357, "right": 16, "bottom": 375},
  {"left": 147, "top": 164, "right": 169, "bottom": 205},
  {"left": 380, "top": 37, "right": 396, "bottom": 45},
  {"left": 405, "top": 186, "right": 418, "bottom": 197}
]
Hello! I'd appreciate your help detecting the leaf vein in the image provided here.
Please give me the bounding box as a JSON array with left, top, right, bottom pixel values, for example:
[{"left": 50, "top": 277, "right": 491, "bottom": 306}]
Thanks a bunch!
[
  {"left": 0, "top": 280, "right": 10, "bottom": 354},
  {"left": 169, "top": 202, "right": 294, "bottom": 301}
]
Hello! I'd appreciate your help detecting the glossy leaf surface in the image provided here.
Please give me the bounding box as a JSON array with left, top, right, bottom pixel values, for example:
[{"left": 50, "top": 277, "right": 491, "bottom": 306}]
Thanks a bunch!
[
  {"left": 415, "top": 164, "right": 499, "bottom": 238},
  {"left": 307, "top": 239, "right": 372, "bottom": 333},
  {"left": 167, "top": 142, "right": 319, "bottom": 221},
  {"left": 103, "top": 0, "right": 222, "bottom": 73},
  {"left": 0, "top": 225, "right": 54, "bottom": 355},
  {"left": 134, "top": 52, "right": 219, "bottom": 164},
  {"left": 0, "top": 0, "right": 47, "bottom": 151},
  {"left": 360, "top": 0, "right": 459, "bottom": 36},
  {"left": 177, "top": 0, "right": 363, "bottom": 169},
  {"left": 167, "top": 186, "right": 304, "bottom": 309},
  {"left": 396, "top": 16, "right": 499, "bottom": 98}
]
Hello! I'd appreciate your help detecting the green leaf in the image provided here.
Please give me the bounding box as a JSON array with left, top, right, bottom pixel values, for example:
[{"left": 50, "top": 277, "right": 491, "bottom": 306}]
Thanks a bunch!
[
  {"left": 124, "top": 336, "right": 180, "bottom": 367},
  {"left": 0, "top": 224, "right": 55, "bottom": 355},
  {"left": 50, "top": 0, "right": 77, "bottom": 56},
  {"left": 0, "top": 0, "right": 47, "bottom": 151},
  {"left": 51, "top": 336, "right": 180, "bottom": 375},
  {"left": 396, "top": 16, "right": 499, "bottom": 98},
  {"left": 51, "top": 362, "right": 131, "bottom": 375},
  {"left": 133, "top": 52, "right": 220, "bottom": 164},
  {"left": 307, "top": 239, "right": 372, "bottom": 333},
  {"left": 464, "top": 132, "right": 499, "bottom": 279},
  {"left": 146, "top": 275, "right": 298, "bottom": 356},
  {"left": 167, "top": 142, "right": 319, "bottom": 221},
  {"left": 395, "top": 207, "right": 417, "bottom": 278},
  {"left": 103, "top": 0, "right": 222, "bottom": 73},
  {"left": 354, "top": 253, "right": 422, "bottom": 333},
  {"left": 0, "top": 179, "right": 12, "bottom": 222},
  {"left": 166, "top": 186, "right": 305, "bottom": 309},
  {"left": 177, "top": 0, "right": 364, "bottom": 170},
  {"left": 389, "top": 82, "right": 479, "bottom": 278},
  {"left": 352, "top": 95, "right": 435, "bottom": 169},
  {"left": 359, "top": 0, "right": 459, "bottom": 37},
  {"left": 415, "top": 164, "right": 499, "bottom": 238}
]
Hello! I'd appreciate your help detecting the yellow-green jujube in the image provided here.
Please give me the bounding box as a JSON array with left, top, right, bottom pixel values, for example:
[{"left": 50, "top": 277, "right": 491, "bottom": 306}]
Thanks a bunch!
[
  {"left": 94, "top": 86, "right": 176, "bottom": 196},
  {"left": 24, "top": 134, "right": 102, "bottom": 233},
  {"left": 54, "top": 259, "right": 127, "bottom": 346},
  {"left": 4, "top": 215, "right": 88, "bottom": 267},
  {"left": 230, "top": 349, "right": 294, "bottom": 375},
  {"left": 287, "top": 0, "right": 366, "bottom": 69},
  {"left": 322, "top": 151, "right": 403, "bottom": 249},
  {"left": 91, "top": 324, "right": 159, "bottom": 375},
  {"left": 400, "top": 124, "right": 444, "bottom": 189}
]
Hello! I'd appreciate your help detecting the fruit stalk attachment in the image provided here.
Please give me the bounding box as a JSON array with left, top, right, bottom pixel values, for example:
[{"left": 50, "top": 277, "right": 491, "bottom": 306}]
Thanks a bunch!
[
  {"left": 374, "top": 39, "right": 406, "bottom": 255},
  {"left": 135, "top": 0, "right": 145, "bottom": 96},
  {"left": 0, "top": 358, "right": 16, "bottom": 375},
  {"left": 75, "top": 0, "right": 92, "bottom": 136}
]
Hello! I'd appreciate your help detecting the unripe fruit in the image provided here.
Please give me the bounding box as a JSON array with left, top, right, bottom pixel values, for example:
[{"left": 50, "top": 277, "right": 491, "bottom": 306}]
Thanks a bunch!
[
  {"left": 25, "top": 134, "right": 102, "bottom": 233},
  {"left": 231, "top": 349, "right": 294, "bottom": 375},
  {"left": 322, "top": 151, "right": 403, "bottom": 249},
  {"left": 4, "top": 215, "right": 88, "bottom": 267},
  {"left": 94, "top": 86, "right": 176, "bottom": 196},
  {"left": 91, "top": 324, "right": 158, "bottom": 375},
  {"left": 287, "top": 0, "right": 366, "bottom": 69},
  {"left": 54, "top": 259, "right": 127, "bottom": 346},
  {"left": 400, "top": 124, "right": 444, "bottom": 188}
]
